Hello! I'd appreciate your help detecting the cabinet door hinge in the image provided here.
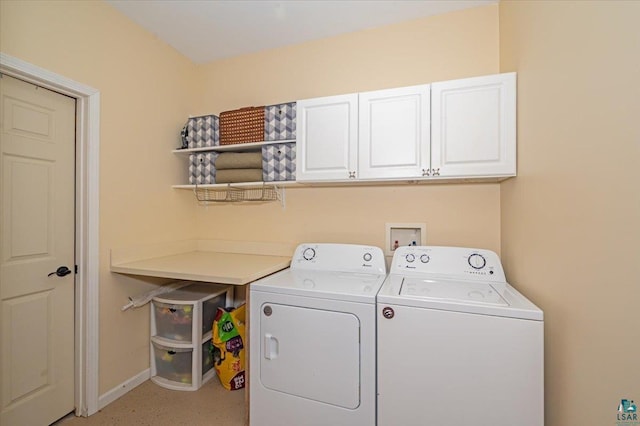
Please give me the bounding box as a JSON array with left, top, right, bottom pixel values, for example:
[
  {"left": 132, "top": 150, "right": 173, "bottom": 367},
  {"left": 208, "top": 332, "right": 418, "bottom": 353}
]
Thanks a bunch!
[{"left": 75, "top": 265, "right": 78, "bottom": 274}]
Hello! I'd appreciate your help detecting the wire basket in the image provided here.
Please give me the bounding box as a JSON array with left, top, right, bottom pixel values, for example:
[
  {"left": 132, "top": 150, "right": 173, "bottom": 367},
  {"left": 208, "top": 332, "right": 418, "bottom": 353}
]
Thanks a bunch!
[{"left": 194, "top": 185, "right": 280, "bottom": 204}]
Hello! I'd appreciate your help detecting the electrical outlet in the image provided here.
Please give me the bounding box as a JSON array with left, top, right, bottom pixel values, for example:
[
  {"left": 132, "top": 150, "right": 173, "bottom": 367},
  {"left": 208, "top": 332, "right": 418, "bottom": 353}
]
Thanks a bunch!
[{"left": 385, "top": 223, "right": 427, "bottom": 256}]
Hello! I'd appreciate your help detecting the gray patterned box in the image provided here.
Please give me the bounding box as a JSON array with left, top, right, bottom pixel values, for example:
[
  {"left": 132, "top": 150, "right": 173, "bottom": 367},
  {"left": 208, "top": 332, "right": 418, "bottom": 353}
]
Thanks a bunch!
[
  {"left": 186, "top": 115, "right": 220, "bottom": 148},
  {"left": 262, "top": 143, "right": 296, "bottom": 181},
  {"left": 264, "top": 102, "right": 296, "bottom": 141},
  {"left": 189, "top": 152, "right": 219, "bottom": 184}
]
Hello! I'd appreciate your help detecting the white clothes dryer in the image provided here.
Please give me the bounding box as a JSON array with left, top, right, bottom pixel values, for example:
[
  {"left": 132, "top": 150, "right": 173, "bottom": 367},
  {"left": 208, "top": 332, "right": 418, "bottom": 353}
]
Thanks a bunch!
[
  {"left": 377, "top": 246, "right": 544, "bottom": 426},
  {"left": 250, "top": 243, "right": 386, "bottom": 426}
]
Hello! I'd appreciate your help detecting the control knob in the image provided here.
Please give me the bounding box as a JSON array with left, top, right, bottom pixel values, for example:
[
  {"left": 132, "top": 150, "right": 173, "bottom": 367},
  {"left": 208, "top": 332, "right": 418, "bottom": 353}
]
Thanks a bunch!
[
  {"left": 405, "top": 254, "right": 415, "bottom": 263},
  {"left": 468, "top": 253, "right": 486, "bottom": 269},
  {"left": 302, "top": 248, "right": 316, "bottom": 261},
  {"left": 363, "top": 252, "right": 373, "bottom": 262},
  {"left": 420, "top": 254, "right": 430, "bottom": 263}
]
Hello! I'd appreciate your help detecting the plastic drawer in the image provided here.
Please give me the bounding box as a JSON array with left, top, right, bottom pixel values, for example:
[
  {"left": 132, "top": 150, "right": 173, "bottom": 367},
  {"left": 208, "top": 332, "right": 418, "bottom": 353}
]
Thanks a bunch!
[
  {"left": 202, "top": 294, "right": 227, "bottom": 336},
  {"left": 152, "top": 301, "right": 195, "bottom": 342},
  {"left": 202, "top": 339, "right": 214, "bottom": 376},
  {"left": 152, "top": 341, "right": 193, "bottom": 385}
]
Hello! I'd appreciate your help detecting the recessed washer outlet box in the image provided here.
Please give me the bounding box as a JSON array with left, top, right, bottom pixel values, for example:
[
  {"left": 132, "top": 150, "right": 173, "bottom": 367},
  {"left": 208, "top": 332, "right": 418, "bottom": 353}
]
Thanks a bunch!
[{"left": 385, "top": 223, "right": 427, "bottom": 256}]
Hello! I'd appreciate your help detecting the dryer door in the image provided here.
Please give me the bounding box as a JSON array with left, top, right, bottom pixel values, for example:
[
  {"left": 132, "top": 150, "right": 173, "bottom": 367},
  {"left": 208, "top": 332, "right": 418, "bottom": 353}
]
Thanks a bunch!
[{"left": 259, "top": 303, "right": 360, "bottom": 409}]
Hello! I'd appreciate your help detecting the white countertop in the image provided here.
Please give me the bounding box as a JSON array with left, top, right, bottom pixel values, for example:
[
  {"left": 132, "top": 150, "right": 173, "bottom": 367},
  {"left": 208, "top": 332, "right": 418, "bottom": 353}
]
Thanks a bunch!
[{"left": 110, "top": 240, "right": 293, "bottom": 285}]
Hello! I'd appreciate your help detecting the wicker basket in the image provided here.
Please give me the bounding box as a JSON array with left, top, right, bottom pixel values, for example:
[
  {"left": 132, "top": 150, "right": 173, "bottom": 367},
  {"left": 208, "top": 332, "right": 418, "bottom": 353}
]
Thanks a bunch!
[{"left": 219, "top": 106, "right": 265, "bottom": 145}]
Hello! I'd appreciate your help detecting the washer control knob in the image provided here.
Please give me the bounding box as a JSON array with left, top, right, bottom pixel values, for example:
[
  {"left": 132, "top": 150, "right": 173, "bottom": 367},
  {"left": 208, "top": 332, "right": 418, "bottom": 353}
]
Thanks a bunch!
[
  {"left": 302, "top": 248, "right": 316, "bottom": 261},
  {"left": 405, "top": 254, "right": 415, "bottom": 263},
  {"left": 363, "top": 252, "right": 373, "bottom": 262},
  {"left": 382, "top": 307, "right": 395, "bottom": 319},
  {"left": 468, "top": 253, "right": 486, "bottom": 269},
  {"left": 420, "top": 254, "right": 430, "bottom": 263}
]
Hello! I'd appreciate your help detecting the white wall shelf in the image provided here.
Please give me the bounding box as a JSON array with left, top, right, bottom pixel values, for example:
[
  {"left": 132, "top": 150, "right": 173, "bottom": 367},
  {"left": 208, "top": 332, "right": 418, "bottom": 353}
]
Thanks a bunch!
[
  {"left": 172, "top": 177, "right": 508, "bottom": 193},
  {"left": 172, "top": 181, "right": 298, "bottom": 190},
  {"left": 173, "top": 139, "right": 295, "bottom": 155}
]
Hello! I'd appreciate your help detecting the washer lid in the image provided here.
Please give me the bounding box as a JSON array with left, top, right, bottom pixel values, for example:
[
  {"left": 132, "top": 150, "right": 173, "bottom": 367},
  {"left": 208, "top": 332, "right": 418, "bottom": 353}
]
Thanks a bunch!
[
  {"left": 250, "top": 269, "right": 386, "bottom": 303},
  {"left": 400, "top": 278, "right": 509, "bottom": 306},
  {"left": 378, "top": 275, "right": 543, "bottom": 321}
]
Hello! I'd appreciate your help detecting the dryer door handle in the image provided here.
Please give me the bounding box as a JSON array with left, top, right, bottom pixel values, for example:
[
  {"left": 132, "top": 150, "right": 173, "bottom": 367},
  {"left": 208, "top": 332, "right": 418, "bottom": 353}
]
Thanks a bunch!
[{"left": 264, "top": 333, "right": 279, "bottom": 360}]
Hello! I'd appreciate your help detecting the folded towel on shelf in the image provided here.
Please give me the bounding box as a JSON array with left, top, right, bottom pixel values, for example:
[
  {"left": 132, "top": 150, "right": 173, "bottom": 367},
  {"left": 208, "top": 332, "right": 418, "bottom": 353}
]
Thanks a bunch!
[
  {"left": 215, "top": 152, "right": 262, "bottom": 169},
  {"left": 215, "top": 168, "right": 263, "bottom": 183}
]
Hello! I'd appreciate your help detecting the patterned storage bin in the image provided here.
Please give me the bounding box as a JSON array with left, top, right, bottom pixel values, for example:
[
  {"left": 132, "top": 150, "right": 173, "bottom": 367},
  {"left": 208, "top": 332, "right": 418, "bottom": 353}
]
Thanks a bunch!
[
  {"left": 189, "top": 152, "right": 219, "bottom": 185},
  {"left": 185, "top": 115, "right": 220, "bottom": 148},
  {"left": 265, "top": 102, "right": 296, "bottom": 141},
  {"left": 262, "top": 143, "right": 296, "bottom": 181}
]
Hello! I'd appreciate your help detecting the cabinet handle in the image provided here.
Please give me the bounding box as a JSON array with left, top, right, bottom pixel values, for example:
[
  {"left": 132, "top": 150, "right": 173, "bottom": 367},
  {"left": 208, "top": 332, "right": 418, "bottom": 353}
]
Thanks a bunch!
[
  {"left": 422, "top": 169, "right": 430, "bottom": 177},
  {"left": 433, "top": 168, "right": 440, "bottom": 176},
  {"left": 348, "top": 171, "right": 356, "bottom": 179}
]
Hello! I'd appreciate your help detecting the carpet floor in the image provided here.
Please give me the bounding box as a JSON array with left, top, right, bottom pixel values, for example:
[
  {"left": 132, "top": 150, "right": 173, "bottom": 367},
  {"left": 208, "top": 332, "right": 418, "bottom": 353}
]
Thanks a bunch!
[{"left": 54, "top": 379, "right": 246, "bottom": 426}]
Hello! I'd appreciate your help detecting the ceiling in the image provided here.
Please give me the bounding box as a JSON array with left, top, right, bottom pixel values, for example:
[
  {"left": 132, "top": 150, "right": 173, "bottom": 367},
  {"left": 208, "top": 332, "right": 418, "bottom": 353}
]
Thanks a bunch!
[{"left": 106, "top": 0, "right": 496, "bottom": 64}]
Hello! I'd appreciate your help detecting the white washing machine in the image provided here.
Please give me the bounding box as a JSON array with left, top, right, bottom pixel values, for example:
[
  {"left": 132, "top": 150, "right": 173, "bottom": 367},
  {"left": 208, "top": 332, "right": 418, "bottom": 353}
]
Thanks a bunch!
[
  {"left": 377, "top": 246, "right": 544, "bottom": 426},
  {"left": 250, "top": 243, "right": 387, "bottom": 426}
]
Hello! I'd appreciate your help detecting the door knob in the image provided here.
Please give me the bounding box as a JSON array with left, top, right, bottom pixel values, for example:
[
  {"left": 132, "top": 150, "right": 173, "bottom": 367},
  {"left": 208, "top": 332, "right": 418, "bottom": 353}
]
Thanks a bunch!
[{"left": 48, "top": 266, "right": 72, "bottom": 277}]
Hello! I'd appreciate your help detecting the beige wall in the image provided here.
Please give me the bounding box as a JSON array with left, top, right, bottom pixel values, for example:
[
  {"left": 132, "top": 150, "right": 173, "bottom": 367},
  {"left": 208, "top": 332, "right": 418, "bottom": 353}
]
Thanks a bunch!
[
  {"left": 196, "top": 5, "right": 499, "bottom": 113},
  {"left": 1, "top": 0, "right": 199, "bottom": 392},
  {"left": 194, "top": 4, "right": 502, "bottom": 255},
  {"left": 0, "top": 0, "right": 504, "bottom": 400},
  {"left": 499, "top": 1, "right": 640, "bottom": 425}
]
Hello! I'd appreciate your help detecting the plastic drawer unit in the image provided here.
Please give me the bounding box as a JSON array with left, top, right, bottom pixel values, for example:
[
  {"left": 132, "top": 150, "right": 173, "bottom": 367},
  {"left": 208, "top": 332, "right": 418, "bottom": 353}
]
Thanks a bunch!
[{"left": 150, "top": 282, "right": 232, "bottom": 391}]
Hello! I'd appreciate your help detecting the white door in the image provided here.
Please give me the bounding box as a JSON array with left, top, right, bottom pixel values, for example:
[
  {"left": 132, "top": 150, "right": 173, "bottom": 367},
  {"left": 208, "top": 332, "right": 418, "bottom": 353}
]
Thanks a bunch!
[
  {"left": 259, "top": 303, "right": 360, "bottom": 408},
  {"left": 359, "top": 84, "right": 430, "bottom": 179},
  {"left": 296, "top": 93, "right": 358, "bottom": 181},
  {"left": 431, "top": 72, "right": 516, "bottom": 178},
  {"left": 0, "top": 75, "right": 76, "bottom": 425}
]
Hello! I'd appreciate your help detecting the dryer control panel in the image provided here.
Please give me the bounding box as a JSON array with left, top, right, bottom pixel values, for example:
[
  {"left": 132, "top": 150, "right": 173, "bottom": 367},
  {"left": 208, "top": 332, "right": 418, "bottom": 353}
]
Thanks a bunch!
[
  {"left": 390, "top": 246, "right": 506, "bottom": 282},
  {"left": 292, "top": 243, "right": 386, "bottom": 275}
]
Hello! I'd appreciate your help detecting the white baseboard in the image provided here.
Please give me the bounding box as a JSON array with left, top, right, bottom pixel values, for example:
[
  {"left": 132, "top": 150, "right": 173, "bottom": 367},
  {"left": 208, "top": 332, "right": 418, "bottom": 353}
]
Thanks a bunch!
[{"left": 98, "top": 369, "right": 150, "bottom": 411}]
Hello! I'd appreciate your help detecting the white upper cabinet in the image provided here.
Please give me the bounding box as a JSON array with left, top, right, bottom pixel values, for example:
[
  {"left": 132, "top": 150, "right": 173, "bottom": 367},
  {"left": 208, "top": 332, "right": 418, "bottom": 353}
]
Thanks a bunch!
[
  {"left": 358, "top": 85, "right": 430, "bottom": 180},
  {"left": 297, "top": 86, "right": 430, "bottom": 182},
  {"left": 296, "top": 94, "right": 358, "bottom": 181},
  {"left": 431, "top": 72, "right": 516, "bottom": 178},
  {"left": 296, "top": 72, "right": 516, "bottom": 183}
]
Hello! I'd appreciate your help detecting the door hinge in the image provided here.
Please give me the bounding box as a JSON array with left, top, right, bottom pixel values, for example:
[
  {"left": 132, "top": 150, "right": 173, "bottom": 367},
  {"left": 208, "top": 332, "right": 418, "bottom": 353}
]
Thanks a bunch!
[{"left": 75, "top": 265, "right": 78, "bottom": 274}]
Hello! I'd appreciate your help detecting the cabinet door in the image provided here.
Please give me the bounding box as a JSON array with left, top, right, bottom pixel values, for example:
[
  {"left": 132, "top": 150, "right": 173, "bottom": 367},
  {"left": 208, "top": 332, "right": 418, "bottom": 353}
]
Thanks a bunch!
[
  {"left": 431, "top": 72, "right": 516, "bottom": 178},
  {"left": 358, "top": 85, "right": 430, "bottom": 179},
  {"left": 296, "top": 94, "right": 358, "bottom": 181}
]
